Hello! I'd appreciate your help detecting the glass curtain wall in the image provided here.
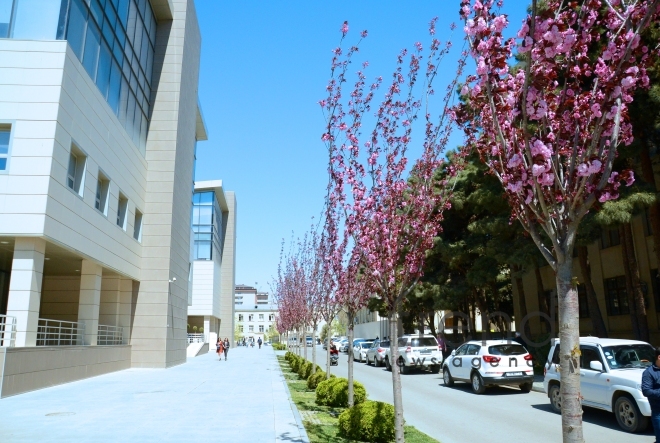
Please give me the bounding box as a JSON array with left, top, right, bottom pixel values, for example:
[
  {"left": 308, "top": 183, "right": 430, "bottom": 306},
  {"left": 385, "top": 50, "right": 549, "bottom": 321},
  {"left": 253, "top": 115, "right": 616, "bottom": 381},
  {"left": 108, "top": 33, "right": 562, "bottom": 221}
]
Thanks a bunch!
[
  {"left": 192, "top": 191, "right": 223, "bottom": 261},
  {"left": 0, "top": 0, "right": 156, "bottom": 154}
]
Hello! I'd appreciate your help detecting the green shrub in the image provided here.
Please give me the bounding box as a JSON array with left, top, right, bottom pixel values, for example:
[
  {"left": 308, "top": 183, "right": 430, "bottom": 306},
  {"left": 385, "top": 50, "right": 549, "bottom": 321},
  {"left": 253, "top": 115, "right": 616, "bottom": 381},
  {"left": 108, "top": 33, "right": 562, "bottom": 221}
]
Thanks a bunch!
[
  {"left": 338, "top": 401, "right": 395, "bottom": 442},
  {"left": 290, "top": 356, "right": 302, "bottom": 372},
  {"left": 273, "top": 343, "right": 286, "bottom": 350},
  {"left": 299, "top": 361, "right": 314, "bottom": 380},
  {"left": 307, "top": 369, "right": 325, "bottom": 389},
  {"left": 315, "top": 377, "right": 366, "bottom": 407}
]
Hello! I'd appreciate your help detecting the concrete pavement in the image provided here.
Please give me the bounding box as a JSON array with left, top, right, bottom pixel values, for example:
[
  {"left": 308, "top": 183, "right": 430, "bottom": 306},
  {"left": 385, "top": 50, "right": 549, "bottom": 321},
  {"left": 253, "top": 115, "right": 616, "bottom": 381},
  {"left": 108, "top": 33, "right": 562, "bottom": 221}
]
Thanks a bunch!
[{"left": 0, "top": 346, "right": 308, "bottom": 443}]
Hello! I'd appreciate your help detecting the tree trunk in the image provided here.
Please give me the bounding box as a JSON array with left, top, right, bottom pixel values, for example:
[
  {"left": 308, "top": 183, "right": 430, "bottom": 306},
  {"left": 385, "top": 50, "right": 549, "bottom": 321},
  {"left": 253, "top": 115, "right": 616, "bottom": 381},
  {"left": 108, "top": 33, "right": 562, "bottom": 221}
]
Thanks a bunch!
[
  {"left": 389, "top": 311, "right": 405, "bottom": 443},
  {"left": 326, "top": 319, "right": 332, "bottom": 379},
  {"left": 535, "top": 265, "right": 549, "bottom": 333},
  {"left": 639, "top": 140, "right": 660, "bottom": 268},
  {"left": 427, "top": 311, "right": 437, "bottom": 338},
  {"left": 477, "top": 289, "right": 490, "bottom": 340},
  {"left": 576, "top": 245, "right": 608, "bottom": 338},
  {"left": 452, "top": 310, "right": 459, "bottom": 341},
  {"left": 620, "top": 225, "right": 642, "bottom": 339},
  {"left": 347, "top": 311, "right": 355, "bottom": 407},
  {"left": 622, "top": 223, "right": 650, "bottom": 342},
  {"left": 312, "top": 322, "right": 317, "bottom": 368},
  {"left": 512, "top": 265, "right": 532, "bottom": 341},
  {"left": 556, "top": 257, "right": 584, "bottom": 443}
]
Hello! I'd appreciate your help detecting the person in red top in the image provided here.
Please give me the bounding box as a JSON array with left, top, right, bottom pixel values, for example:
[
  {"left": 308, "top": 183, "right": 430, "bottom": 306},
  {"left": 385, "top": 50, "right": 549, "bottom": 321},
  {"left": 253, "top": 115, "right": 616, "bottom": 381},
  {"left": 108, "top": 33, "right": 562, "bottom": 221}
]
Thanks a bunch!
[{"left": 216, "top": 338, "right": 224, "bottom": 361}]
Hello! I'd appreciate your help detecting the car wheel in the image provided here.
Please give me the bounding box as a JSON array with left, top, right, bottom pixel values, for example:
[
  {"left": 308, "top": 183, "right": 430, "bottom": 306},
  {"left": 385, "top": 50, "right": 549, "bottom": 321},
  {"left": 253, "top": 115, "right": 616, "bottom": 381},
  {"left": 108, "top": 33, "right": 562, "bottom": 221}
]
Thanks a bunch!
[
  {"left": 374, "top": 357, "right": 380, "bottom": 367},
  {"left": 519, "top": 383, "right": 533, "bottom": 393},
  {"left": 615, "top": 395, "right": 649, "bottom": 433},
  {"left": 549, "top": 384, "right": 562, "bottom": 413},
  {"left": 431, "top": 364, "right": 441, "bottom": 374},
  {"left": 385, "top": 357, "right": 392, "bottom": 372},
  {"left": 471, "top": 372, "right": 485, "bottom": 394},
  {"left": 442, "top": 366, "right": 454, "bottom": 386},
  {"left": 399, "top": 359, "right": 409, "bottom": 375}
]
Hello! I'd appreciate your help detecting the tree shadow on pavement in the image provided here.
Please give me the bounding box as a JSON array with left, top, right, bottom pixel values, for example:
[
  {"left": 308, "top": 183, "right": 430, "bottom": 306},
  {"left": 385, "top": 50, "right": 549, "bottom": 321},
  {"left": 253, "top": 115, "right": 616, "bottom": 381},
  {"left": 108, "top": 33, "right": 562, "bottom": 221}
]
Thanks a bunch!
[
  {"left": 438, "top": 383, "right": 530, "bottom": 396},
  {"left": 530, "top": 403, "right": 655, "bottom": 436}
]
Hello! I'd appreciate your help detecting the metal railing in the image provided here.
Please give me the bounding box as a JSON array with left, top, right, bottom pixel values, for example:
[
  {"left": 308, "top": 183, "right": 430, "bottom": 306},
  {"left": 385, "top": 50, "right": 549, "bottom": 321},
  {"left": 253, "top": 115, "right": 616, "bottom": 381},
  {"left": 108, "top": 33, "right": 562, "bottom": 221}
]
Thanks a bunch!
[
  {"left": 0, "top": 314, "right": 16, "bottom": 347},
  {"left": 37, "top": 318, "right": 84, "bottom": 346},
  {"left": 187, "top": 333, "right": 206, "bottom": 343},
  {"left": 97, "top": 324, "right": 123, "bottom": 345}
]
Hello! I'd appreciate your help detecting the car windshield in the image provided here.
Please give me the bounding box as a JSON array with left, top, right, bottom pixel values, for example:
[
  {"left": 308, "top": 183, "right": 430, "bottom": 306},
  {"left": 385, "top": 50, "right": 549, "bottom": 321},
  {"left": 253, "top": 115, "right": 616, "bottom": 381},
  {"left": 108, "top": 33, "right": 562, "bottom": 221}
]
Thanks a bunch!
[
  {"left": 380, "top": 340, "right": 390, "bottom": 348},
  {"left": 488, "top": 344, "right": 527, "bottom": 356},
  {"left": 361, "top": 342, "right": 373, "bottom": 349},
  {"left": 410, "top": 338, "right": 438, "bottom": 347},
  {"left": 602, "top": 344, "right": 656, "bottom": 369}
]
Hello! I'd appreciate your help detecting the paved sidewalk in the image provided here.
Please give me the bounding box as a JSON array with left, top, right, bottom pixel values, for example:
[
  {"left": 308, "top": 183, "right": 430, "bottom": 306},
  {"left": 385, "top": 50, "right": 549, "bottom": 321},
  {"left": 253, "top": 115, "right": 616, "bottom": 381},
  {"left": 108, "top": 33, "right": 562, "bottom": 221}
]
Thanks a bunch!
[{"left": 0, "top": 346, "right": 308, "bottom": 443}]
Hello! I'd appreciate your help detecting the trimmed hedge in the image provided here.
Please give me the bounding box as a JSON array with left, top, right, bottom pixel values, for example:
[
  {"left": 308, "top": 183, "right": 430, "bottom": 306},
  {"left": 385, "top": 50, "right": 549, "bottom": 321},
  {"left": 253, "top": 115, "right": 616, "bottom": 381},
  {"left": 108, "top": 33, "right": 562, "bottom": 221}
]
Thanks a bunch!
[
  {"left": 298, "top": 361, "right": 313, "bottom": 380},
  {"left": 338, "top": 401, "right": 395, "bottom": 442},
  {"left": 307, "top": 369, "right": 335, "bottom": 390},
  {"left": 273, "top": 343, "right": 286, "bottom": 350},
  {"left": 315, "top": 377, "right": 366, "bottom": 407}
]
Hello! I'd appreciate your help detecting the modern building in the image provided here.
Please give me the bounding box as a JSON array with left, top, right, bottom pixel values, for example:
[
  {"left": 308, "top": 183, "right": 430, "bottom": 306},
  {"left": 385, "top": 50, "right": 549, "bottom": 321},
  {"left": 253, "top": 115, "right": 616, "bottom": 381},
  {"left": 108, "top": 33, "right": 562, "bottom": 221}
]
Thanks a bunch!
[
  {"left": 0, "top": 0, "right": 205, "bottom": 397},
  {"left": 512, "top": 213, "right": 660, "bottom": 344},
  {"left": 187, "top": 181, "right": 237, "bottom": 348},
  {"left": 234, "top": 285, "right": 277, "bottom": 343}
]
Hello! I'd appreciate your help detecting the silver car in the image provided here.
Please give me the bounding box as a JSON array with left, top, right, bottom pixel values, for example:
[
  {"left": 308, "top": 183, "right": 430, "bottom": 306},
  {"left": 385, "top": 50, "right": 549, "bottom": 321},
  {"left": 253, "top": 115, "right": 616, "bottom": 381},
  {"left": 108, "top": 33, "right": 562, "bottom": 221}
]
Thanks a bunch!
[
  {"left": 353, "top": 341, "right": 374, "bottom": 362},
  {"left": 366, "top": 339, "right": 390, "bottom": 367}
]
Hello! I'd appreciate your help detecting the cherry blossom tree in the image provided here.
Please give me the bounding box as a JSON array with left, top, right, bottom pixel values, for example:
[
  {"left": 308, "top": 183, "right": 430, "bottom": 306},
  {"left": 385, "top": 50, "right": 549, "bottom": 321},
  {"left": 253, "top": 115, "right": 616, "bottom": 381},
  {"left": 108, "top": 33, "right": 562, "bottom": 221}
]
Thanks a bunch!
[
  {"left": 456, "top": 1, "right": 659, "bottom": 441},
  {"left": 321, "top": 20, "right": 464, "bottom": 442}
]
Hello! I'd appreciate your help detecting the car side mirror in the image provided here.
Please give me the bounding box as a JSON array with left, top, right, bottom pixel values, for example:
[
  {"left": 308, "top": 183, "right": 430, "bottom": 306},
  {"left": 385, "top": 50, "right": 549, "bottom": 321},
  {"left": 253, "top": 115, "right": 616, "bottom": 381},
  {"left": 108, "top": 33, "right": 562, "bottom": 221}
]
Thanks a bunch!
[
  {"left": 450, "top": 350, "right": 456, "bottom": 356},
  {"left": 589, "top": 361, "right": 604, "bottom": 372}
]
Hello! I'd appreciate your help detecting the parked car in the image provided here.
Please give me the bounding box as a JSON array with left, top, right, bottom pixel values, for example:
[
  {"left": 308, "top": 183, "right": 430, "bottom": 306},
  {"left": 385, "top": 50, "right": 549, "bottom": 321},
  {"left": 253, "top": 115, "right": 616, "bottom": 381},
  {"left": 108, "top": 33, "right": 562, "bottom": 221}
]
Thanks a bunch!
[
  {"left": 353, "top": 341, "right": 374, "bottom": 362},
  {"left": 338, "top": 339, "right": 350, "bottom": 353},
  {"left": 442, "top": 339, "right": 534, "bottom": 393},
  {"left": 366, "top": 339, "right": 390, "bottom": 367},
  {"left": 385, "top": 335, "right": 443, "bottom": 374},
  {"left": 543, "top": 337, "right": 654, "bottom": 433},
  {"left": 305, "top": 337, "right": 313, "bottom": 347}
]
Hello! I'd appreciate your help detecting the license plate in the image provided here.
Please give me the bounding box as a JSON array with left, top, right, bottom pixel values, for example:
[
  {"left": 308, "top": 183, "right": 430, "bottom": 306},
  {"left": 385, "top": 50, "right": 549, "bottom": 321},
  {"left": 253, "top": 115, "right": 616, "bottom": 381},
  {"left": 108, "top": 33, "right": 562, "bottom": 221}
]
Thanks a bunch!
[
  {"left": 506, "top": 372, "right": 523, "bottom": 376},
  {"left": 420, "top": 350, "right": 431, "bottom": 354}
]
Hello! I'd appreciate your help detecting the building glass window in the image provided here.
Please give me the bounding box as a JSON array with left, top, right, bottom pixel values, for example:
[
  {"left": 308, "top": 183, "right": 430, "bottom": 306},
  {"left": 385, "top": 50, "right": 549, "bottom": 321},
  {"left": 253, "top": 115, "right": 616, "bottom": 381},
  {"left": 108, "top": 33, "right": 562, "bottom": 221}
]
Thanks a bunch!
[
  {"left": 133, "top": 209, "right": 143, "bottom": 242},
  {"left": 95, "top": 173, "right": 109, "bottom": 215},
  {"left": 0, "top": 125, "right": 10, "bottom": 171},
  {"left": 259, "top": 314, "right": 264, "bottom": 321},
  {"left": 577, "top": 284, "right": 590, "bottom": 319},
  {"left": 269, "top": 314, "right": 274, "bottom": 321},
  {"left": 604, "top": 276, "right": 629, "bottom": 316},
  {"left": 67, "top": 147, "right": 86, "bottom": 196},
  {"left": 248, "top": 314, "right": 253, "bottom": 321},
  {"left": 117, "top": 193, "right": 128, "bottom": 229},
  {"left": 10, "top": 0, "right": 161, "bottom": 154},
  {"left": 259, "top": 325, "right": 264, "bottom": 333},
  {"left": 238, "top": 314, "right": 243, "bottom": 322},
  {"left": 192, "top": 191, "right": 223, "bottom": 260},
  {"left": 249, "top": 325, "right": 253, "bottom": 333},
  {"left": 239, "top": 325, "right": 243, "bottom": 333},
  {"left": 601, "top": 228, "right": 621, "bottom": 249}
]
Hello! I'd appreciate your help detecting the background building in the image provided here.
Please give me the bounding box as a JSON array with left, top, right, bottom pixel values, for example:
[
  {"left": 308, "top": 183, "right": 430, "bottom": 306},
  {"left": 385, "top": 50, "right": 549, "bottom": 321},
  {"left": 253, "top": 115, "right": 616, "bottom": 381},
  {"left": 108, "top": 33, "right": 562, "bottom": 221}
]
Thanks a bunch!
[
  {"left": 187, "top": 181, "right": 237, "bottom": 349},
  {"left": 234, "top": 285, "right": 277, "bottom": 343},
  {"left": 0, "top": 0, "right": 205, "bottom": 397}
]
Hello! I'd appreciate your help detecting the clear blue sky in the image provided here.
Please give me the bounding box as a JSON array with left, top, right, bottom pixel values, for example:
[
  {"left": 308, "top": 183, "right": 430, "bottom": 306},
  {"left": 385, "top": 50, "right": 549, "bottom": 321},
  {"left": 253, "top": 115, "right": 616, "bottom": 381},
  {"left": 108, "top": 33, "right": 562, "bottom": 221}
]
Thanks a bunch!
[{"left": 193, "top": 1, "right": 529, "bottom": 293}]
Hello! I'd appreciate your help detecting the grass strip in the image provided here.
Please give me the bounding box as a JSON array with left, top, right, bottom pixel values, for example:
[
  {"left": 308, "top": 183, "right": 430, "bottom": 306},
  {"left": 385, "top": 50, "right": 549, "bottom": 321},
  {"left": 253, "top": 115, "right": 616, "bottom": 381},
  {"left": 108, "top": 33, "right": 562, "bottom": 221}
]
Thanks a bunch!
[{"left": 277, "top": 356, "right": 440, "bottom": 443}]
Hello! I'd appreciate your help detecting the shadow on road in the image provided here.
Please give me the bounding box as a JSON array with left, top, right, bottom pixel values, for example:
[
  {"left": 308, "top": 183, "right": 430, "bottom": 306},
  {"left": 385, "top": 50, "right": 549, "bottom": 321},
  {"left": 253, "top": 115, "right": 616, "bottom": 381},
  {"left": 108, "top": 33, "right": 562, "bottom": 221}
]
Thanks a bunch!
[
  {"left": 438, "top": 382, "right": 530, "bottom": 396},
  {"left": 530, "top": 403, "right": 655, "bottom": 436}
]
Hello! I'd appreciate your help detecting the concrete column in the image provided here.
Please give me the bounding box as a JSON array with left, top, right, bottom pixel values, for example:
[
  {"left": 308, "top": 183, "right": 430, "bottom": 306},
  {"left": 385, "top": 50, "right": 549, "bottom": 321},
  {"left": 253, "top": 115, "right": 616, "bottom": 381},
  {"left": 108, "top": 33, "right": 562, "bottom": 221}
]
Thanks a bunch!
[
  {"left": 77, "top": 260, "right": 102, "bottom": 345},
  {"left": 6, "top": 238, "right": 46, "bottom": 347},
  {"left": 118, "top": 278, "right": 133, "bottom": 344},
  {"left": 204, "top": 315, "right": 210, "bottom": 343}
]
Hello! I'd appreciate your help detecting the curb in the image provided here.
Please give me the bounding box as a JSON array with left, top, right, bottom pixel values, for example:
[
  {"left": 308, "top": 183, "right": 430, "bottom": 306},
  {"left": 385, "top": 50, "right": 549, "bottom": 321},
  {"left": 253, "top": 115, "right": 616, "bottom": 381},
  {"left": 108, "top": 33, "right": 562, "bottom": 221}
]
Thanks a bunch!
[{"left": 275, "top": 354, "right": 311, "bottom": 443}]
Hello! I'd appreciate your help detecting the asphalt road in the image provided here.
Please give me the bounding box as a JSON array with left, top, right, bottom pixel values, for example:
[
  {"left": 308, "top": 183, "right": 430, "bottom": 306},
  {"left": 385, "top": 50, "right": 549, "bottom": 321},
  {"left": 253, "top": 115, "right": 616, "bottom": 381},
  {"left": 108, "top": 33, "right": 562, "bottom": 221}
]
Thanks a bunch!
[{"left": 313, "top": 345, "right": 655, "bottom": 443}]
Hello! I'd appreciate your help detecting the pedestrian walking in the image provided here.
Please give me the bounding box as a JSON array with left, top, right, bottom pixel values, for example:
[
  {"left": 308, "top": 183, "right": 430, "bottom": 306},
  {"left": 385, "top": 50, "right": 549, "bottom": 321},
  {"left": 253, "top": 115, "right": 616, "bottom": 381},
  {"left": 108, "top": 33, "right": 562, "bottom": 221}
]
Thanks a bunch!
[
  {"left": 642, "top": 347, "right": 660, "bottom": 443},
  {"left": 437, "top": 333, "right": 448, "bottom": 362},
  {"left": 258, "top": 337, "right": 263, "bottom": 349},
  {"left": 216, "top": 338, "right": 224, "bottom": 361},
  {"left": 223, "top": 337, "right": 230, "bottom": 361}
]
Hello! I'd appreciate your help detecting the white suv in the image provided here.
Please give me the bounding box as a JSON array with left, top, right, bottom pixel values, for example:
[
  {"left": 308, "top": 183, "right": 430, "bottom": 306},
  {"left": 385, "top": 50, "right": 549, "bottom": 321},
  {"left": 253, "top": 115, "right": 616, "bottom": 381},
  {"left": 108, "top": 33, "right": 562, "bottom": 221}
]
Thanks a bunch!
[
  {"left": 442, "top": 340, "right": 534, "bottom": 393},
  {"left": 384, "top": 335, "right": 443, "bottom": 374},
  {"left": 543, "top": 337, "right": 654, "bottom": 433}
]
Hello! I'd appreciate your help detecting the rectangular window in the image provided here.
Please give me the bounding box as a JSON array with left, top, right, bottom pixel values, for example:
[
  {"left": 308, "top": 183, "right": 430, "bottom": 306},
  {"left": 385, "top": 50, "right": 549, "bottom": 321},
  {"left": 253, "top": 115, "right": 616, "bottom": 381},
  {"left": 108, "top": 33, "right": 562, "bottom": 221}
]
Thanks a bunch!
[
  {"left": 601, "top": 228, "right": 621, "bottom": 249},
  {"left": 249, "top": 325, "right": 254, "bottom": 333},
  {"left": 117, "top": 193, "right": 128, "bottom": 229},
  {"left": 133, "top": 209, "right": 142, "bottom": 242},
  {"left": 94, "top": 172, "right": 110, "bottom": 215},
  {"left": 238, "top": 314, "right": 243, "bottom": 322},
  {"left": 67, "top": 146, "right": 86, "bottom": 196},
  {"left": 577, "top": 284, "right": 590, "bottom": 319},
  {"left": 0, "top": 125, "right": 10, "bottom": 171},
  {"left": 239, "top": 325, "right": 243, "bottom": 333},
  {"left": 269, "top": 315, "right": 274, "bottom": 321},
  {"left": 259, "top": 314, "right": 264, "bottom": 321},
  {"left": 10, "top": 0, "right": 60, "bottom": 40},
  {"left": 248, "top": 315, "right": 253, "bottom": 322},
  {"left": 604, "top": 276, "right": 629, "bottom": 316},
  {"left": 259, "top": 325, "right": 264, "bottom": 333}
]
